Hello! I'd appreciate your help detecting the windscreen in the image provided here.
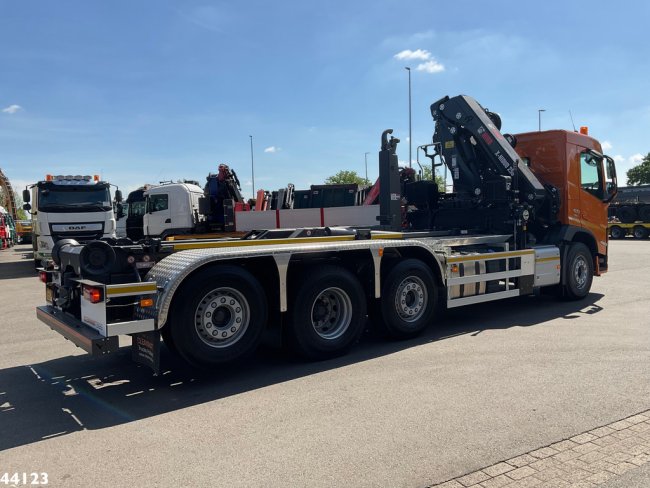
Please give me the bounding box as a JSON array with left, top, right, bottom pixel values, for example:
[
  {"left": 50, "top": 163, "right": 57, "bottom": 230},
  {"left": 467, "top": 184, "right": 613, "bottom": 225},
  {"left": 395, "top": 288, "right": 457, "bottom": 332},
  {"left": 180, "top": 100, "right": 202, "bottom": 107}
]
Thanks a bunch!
[
  {"left": 129, "top": 200, "right": 146, "bottom": 217},
  {"left": 37, "top": 185, "right": 112, "bottom": 212}
]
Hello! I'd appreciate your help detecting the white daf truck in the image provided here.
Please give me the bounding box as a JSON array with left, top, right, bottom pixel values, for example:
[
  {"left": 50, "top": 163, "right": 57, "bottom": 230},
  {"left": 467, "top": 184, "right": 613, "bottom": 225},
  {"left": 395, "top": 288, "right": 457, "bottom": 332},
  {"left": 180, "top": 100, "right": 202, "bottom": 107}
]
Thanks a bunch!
[{"left": 23, "top": 175, "right": 121, "bottom": 266}]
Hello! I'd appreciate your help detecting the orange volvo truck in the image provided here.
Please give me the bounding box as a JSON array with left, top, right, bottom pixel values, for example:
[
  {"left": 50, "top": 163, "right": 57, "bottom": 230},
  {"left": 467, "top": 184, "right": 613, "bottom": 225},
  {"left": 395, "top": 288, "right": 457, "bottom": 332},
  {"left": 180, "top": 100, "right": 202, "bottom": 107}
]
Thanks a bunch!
[{"left": 35, "top": 95, "right": 617, "bottom": 373}]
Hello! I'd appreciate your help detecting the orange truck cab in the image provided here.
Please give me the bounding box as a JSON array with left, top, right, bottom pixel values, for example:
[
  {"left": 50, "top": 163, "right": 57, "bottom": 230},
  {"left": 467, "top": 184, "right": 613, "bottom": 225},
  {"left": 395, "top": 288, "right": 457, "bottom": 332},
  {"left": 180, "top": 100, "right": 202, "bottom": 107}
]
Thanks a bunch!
[{"left": 515, "top": 129, "right": 617, "bottom": 274}]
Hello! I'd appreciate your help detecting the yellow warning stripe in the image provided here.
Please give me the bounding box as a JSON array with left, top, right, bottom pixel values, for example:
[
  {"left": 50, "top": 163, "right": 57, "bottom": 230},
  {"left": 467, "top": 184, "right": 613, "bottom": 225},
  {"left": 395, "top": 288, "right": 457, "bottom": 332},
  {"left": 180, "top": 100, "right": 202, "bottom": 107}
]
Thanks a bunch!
[
  {"left": 172, "top": 232, "right": 407, "bottom": 251},
  {"left": 535, "top": 256, "right": 560, "bottom": 263},
  {"left": 447, "top": 250, "right": 534, "bottom": 264},
  {"left": 371, "top": 233, "right": 404, "bottom": 240},
  {"left": 172, "top": 235, "right": 355, "bottom": 250},
  {"left": 106, "top": 283, "right": 157, "bottom": 295}
]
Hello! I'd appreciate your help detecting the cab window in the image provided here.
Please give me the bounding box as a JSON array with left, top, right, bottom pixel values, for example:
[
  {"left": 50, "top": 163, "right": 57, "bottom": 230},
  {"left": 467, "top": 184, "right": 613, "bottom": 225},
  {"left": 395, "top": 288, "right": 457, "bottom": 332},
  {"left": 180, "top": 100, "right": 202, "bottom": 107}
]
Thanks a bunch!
[
  {"left": 129, "top": 201, "right": 146, "bottom": 217},
  {"left": 148, "top": 194, "right": 169, "bottom": 212},
  {"left": 580, "top": 153, "right": 604, "bottom": 199}
]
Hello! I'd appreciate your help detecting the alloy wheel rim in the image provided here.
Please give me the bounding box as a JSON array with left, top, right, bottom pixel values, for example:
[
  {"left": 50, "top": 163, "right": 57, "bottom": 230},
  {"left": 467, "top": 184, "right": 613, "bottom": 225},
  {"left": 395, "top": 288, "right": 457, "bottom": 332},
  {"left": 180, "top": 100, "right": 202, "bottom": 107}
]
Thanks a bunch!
[
  {"left": 195, "top": 287, "right": 249, "bottom": 348},
  {"left": 310, "top": 287, "right": 353, "bottom": 340}
]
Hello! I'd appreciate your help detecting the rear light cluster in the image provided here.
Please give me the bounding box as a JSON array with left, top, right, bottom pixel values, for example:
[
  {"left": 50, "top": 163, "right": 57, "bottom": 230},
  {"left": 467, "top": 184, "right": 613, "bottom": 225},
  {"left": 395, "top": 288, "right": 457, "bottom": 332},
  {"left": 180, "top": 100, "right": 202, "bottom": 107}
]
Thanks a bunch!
[
  {"left": 83, "top": 285, "right": 104, "bottom": 304},
  {"left": 38, "top": 271, "right": 50, "bottom": 283}
]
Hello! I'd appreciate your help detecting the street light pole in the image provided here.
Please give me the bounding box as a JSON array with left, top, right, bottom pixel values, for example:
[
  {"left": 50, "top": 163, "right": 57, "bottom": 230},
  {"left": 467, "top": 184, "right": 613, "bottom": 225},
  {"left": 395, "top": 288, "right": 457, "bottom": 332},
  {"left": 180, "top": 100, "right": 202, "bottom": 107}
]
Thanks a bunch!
[
  {"left": 249, "top": 135, "right": 255, "bottom": 198},
  {"left": 538, "top": 109, "right": 546, "bottom": 132},
  {"left": 406, "top": 67, "right": 412, "bottom": 168},
  {"left": 364, "top": 152, "right": 370, "bottom": 183}
]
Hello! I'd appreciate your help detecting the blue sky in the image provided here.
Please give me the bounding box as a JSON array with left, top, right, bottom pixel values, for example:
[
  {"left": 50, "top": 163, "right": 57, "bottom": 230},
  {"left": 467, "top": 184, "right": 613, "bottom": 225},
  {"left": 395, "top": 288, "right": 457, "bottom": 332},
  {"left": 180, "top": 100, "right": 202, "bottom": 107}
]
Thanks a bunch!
[{"left": 1, "top": 0, "right": 649, "bottom": 198}]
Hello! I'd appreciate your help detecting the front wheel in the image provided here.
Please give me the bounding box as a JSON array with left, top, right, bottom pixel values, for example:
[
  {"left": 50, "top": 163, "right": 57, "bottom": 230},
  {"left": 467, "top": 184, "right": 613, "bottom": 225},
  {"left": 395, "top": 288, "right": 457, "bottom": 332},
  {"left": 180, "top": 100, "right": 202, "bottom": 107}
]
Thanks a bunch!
[
  {"left": 168, "top": 265, "right": 267, "bottom": 368},
  {"left": 286, "top": 266, "right": 366, "bottom": 360},
  {"left": 562, "top": 242, "right": 593, "bottom": 300},
  {"left": 379, "top": 259, "right": 437, "bottom": 339}
]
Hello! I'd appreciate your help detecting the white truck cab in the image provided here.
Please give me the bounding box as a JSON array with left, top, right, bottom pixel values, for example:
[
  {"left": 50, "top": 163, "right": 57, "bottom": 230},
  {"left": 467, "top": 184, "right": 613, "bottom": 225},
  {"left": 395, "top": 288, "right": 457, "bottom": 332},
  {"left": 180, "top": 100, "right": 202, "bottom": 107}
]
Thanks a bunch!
[
  {"left": 24, "top": 175, "right": 117, "bottom": 266},
  {"left": 143, "top": 182, "right": 204, "bottom": 238}
]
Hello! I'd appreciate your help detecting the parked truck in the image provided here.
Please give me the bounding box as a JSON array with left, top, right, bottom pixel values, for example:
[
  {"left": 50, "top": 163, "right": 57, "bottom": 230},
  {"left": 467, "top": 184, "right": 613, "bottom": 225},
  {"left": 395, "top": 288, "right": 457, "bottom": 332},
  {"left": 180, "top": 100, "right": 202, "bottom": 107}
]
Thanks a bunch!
[
  {"left": 607, "top": 185, "right": 650, "bottom": 239},
  {"left": 123, "top": 167, "right": 250, "bottom": 240},
  {"left": 35, "top": 95, "right": 617, "bottom": 373},
  {"left": 0, "top": 167, "right": 20, "bottom": 247},
  {"left": 23, "top": 174, "right": 122, "bottom": 266},
  {"left": 0, "top": 206, "right": 17, "bottom": 249},
  {"left": 15, "top": 220, "right": 33, "bottom": 244}
]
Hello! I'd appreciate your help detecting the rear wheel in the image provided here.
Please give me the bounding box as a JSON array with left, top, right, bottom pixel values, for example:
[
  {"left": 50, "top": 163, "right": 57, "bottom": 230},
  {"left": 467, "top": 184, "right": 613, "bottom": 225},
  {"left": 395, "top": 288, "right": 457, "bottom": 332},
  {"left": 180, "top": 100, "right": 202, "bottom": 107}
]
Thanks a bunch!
[
  {"left": 632, "top": 226, "right": 648, "bottom": 239},
  {"left": 160, "top": 324, "right": 177, "bottom": 354},
  {"left": 609, "top": 225, "right": 624, "bottom": 239},
  {"left": 286, "top": 266, "right": 366, "bottom": 360},
  {"left": 562, "top": 242, "right": 593, "bottom": 300},
  {"left": 168, "top": 266, "right": 267, "bottom": 368},
  {"left": 639, "top": 205, "right": 650, "bottom": 222},
  {"left": 379, "top": 259, "right": 437, "bottom": 339},
  {"left": 617, "top": 206, "right": 636, "bottom": 223}
]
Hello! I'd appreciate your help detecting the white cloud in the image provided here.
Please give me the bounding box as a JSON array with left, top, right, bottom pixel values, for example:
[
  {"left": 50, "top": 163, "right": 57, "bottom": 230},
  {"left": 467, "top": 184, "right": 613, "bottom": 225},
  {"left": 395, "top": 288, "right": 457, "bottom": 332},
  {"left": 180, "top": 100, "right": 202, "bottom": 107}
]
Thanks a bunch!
[
  {"left": 394, "top": 49, "right": 431, "bottom": 61},
  {"left": 178, "top": 5, "right": 228, "bottom": 32},
  {"left": 613, "top": 153, "right": 645, "bottom": 183},
  {"left": 2, "top": 104, "right": 22, "bottom": 114},
  {"left": 264, "top": 146, "right": 280, "bottom": 153},
  {"left": 601, "top": 141, "right": 612, "bottom": 151},
  {"left": 629, "top": 153, "right": 643, "bottom": 165},
  {"left": 416, "top": 60, "right": 445, "bottom": 73}
]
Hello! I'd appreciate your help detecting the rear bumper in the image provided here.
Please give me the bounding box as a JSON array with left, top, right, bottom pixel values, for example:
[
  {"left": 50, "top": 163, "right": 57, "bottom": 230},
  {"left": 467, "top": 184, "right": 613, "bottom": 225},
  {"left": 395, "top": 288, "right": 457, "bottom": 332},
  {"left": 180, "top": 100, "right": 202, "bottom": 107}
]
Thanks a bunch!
[{"left": 36, "top": 306, "right": 119, "bottom": 356}]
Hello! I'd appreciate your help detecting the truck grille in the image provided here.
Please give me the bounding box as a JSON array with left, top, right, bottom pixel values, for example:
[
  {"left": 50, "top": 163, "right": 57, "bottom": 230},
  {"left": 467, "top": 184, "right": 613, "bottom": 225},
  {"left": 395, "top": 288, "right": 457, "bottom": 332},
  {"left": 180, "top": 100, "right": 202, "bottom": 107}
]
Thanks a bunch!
[
  {"left": 49, "top": 222, "right": 104, "bottom": 243},
  {"left": 51, "top": 230, "right": 104, "bottom": 242}
]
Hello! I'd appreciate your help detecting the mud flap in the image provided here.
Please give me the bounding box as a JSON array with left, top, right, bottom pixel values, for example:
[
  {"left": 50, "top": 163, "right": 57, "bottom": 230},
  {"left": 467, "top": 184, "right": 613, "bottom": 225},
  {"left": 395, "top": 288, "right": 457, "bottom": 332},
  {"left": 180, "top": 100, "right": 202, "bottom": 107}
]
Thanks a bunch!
[{"left": 131, "top": 330, "right": 161, "bottom": 375}]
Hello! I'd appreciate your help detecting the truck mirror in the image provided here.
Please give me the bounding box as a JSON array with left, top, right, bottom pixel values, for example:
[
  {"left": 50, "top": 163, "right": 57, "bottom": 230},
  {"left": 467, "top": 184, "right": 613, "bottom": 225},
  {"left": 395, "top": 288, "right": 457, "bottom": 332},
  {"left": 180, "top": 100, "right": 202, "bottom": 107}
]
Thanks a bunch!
[
  {"left": 23, "top": 203, "right": 31, "bottom": 211},
  {"left": 22, "top": 189, "right": 30, "bottom": 203},
  {"left": 115, "top": 189, "right": 123, "bottom": 203},
  {"left": 603, "top": 156, "right": 618, "bottom": 203}
]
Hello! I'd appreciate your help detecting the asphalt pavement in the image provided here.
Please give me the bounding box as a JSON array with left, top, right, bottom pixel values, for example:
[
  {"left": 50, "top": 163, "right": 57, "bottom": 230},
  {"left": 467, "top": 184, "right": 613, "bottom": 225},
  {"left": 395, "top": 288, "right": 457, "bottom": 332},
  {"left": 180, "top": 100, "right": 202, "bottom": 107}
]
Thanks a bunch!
[{"left": 0, "top": 241, "right": 648, "bottom": 487}]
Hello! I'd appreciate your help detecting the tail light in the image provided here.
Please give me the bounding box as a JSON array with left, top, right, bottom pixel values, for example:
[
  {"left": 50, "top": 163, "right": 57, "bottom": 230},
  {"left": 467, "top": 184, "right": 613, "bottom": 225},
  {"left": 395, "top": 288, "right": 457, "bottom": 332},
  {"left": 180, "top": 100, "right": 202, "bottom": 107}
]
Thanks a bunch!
[
  {"left": 38, "top": 271, "right": 50, "bottom": 283},
  {"left": 83, "top": 285, "right": 104, "bottom": 304}
]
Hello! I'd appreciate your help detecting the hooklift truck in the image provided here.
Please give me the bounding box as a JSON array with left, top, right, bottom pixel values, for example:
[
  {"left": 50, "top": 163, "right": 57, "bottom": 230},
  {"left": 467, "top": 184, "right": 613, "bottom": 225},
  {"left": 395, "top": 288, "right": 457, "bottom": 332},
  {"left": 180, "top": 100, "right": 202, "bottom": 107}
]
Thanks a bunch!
[{"left": 35, "top": 95, "right": 618, "bottom": 373}]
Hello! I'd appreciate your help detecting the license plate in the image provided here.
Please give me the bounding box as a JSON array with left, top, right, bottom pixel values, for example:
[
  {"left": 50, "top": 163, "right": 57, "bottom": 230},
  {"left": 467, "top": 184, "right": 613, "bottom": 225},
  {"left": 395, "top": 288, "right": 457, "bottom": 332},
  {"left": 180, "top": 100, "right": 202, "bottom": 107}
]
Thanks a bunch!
[{"left": 45, "top": 286, "right": 53, "bottom": 303}]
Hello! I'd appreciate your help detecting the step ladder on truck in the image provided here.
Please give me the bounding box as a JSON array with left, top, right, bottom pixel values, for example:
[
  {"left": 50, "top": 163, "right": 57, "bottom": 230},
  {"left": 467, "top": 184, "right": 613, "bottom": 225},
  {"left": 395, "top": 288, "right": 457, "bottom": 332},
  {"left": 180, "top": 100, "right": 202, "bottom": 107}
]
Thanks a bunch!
[{"left": 34, "top": 94, "right": 617, "bottom": 373}]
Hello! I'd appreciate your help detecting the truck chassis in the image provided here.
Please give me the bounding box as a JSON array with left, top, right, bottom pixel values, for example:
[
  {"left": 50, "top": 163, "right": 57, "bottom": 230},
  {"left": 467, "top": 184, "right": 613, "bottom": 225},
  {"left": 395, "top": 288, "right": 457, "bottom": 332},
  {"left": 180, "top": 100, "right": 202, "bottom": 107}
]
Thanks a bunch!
[{"left": 36, "top": 229, "right": 582, "bottom": 372}]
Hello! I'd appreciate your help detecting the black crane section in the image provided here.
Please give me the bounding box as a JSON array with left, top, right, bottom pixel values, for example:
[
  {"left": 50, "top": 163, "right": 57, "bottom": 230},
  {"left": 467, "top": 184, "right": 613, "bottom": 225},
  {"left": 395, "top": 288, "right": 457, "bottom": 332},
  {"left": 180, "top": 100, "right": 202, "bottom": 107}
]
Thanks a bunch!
[{"left": 376, "top": 95, "right": 560, "bottom": 247}]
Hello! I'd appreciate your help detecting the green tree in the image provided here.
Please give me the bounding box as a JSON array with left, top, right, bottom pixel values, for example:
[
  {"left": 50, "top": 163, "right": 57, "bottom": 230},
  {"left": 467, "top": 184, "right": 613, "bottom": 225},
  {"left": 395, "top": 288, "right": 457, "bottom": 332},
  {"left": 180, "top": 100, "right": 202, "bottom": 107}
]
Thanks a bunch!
[
  {"left": 13, "top": 192, "right": 28, "bottom": 220},
  {"left": 420, "top": 165, "right": 446, "bottom": 192},
  {"left": 325, "top": 170, "right": 371, "bottom": 186},
  {"left": 627, "top": 153, "right": 650, "bottom": 185},
  {"left": 0, "top": 189, "right": 28, "bottom": 220}
]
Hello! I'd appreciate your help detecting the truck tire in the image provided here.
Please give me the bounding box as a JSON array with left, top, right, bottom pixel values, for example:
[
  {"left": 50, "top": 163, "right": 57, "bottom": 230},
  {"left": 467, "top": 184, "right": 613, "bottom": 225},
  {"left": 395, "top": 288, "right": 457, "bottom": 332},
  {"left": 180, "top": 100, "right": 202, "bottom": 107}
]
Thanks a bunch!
[
  {"left": 617, "top": 206, "right": 636, "bottom": 223},
  {"left": 632, "top": 226, "right": 648, "bottom": 239},
  {"left": 639, "top": 205, "right": 650, "bottom": 222},
  {"left": 562, "top": 242, "right": 593, "bottom": 300},
  {"left": 379, "top": 259, "right": 437, "bottom": 339},
  {"left": 286, "top": 266, "right": 366, "bottom": 360},
  {"left": 168, "top": 265, "right": 267, "bottom": 368},
  {"left": 609, "top": 225, "right": 624, "bottom": 239},
  {"left": 160, "top": 325, "right": 178, "bottom": 355}
]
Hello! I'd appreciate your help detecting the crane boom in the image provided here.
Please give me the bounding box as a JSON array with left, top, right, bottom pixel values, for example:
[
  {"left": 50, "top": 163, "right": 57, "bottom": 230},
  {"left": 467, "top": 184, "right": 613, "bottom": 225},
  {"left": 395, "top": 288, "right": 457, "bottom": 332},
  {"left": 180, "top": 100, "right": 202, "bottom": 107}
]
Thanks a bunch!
[
  {"left": 431, "top": 95, "right": 547, "bottom": 207},
  {"left": 0, "top": 167, "right": 18, "bottom": 220}
]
